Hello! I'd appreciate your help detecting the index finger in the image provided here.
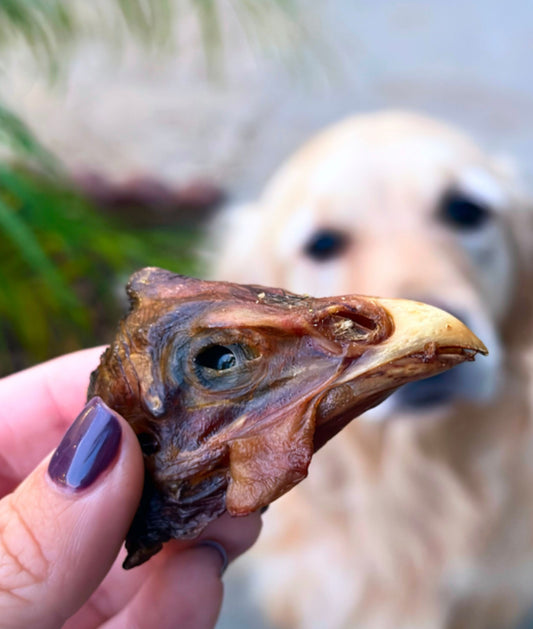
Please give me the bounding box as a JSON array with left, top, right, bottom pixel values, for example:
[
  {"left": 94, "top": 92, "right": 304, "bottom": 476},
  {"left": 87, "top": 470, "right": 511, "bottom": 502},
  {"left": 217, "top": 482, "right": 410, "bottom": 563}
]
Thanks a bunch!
[{"left": 0, "top": 347, "right": 106, "bottom": 482}]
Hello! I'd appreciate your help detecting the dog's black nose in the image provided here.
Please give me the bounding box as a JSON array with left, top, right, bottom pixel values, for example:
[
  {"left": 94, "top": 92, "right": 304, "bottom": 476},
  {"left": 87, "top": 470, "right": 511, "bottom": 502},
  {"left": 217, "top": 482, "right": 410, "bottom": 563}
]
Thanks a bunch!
[{"left": 394, "top": 370, "right": 459, "bottom": 409}]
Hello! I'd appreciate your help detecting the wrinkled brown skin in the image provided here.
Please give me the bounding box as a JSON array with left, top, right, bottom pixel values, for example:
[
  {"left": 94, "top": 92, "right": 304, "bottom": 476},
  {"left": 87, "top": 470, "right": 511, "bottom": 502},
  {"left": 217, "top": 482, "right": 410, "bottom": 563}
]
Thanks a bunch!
[{"left": 88, "top": 267, "right": 487, "bottom": 569}]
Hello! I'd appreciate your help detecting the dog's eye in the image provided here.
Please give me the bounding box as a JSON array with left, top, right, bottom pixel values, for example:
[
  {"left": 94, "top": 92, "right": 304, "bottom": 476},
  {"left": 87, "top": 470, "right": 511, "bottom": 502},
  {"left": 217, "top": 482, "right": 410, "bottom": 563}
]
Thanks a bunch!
[
  {"left": 304, "top": 229, "right": 349, "bottom": 261},
  {"left": 438, "top": 191, "right": 492, "bottom": 230}
]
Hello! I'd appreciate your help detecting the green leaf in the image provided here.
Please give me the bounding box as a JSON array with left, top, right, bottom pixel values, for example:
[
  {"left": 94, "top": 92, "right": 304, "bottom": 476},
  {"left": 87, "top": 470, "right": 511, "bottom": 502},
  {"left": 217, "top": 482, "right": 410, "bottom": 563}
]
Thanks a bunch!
[{"left": 0, "top": 195, "right": 81, "bottom": 310}]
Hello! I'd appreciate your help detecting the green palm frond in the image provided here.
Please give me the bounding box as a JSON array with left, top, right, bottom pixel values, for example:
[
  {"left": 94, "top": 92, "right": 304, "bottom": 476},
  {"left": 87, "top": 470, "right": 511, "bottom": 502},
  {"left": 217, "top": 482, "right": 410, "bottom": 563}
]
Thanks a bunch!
[
  {"left": 0, "top": 0, "right": 73, "bottom": 57},
  {"left": 0, "top": 107, "right": 202, "bottom": 373},
  {"left": 0, "top": 159, "right": 202, "bottom": 373}
]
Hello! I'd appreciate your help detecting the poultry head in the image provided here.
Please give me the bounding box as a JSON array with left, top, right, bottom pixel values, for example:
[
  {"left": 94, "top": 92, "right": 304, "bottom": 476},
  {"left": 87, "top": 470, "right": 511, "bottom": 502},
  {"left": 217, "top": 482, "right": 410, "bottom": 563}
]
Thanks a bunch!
[{"left": 88, "top": 267, "right": 487, "bottom": 568}]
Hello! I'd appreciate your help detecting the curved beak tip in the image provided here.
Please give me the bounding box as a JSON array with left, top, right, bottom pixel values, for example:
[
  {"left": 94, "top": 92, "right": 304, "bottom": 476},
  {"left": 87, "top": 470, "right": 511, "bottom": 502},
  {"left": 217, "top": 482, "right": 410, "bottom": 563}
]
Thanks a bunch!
[{"left": 376, "top": 298, "right": 489, "bottom": 359}]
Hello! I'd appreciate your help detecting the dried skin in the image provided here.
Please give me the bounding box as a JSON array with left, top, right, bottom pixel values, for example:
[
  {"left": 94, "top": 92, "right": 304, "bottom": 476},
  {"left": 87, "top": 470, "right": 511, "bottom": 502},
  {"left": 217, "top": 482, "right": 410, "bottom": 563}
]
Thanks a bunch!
[{"left": 88, "top": 267, "right": 486, "bottom": 568}]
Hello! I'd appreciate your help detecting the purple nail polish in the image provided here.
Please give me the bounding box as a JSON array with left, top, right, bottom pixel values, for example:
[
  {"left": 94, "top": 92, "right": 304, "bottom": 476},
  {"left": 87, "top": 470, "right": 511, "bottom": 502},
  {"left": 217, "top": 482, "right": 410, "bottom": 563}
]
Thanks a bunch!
[{"left": 48, "top": 397, "right": 122, "bottom": 491}]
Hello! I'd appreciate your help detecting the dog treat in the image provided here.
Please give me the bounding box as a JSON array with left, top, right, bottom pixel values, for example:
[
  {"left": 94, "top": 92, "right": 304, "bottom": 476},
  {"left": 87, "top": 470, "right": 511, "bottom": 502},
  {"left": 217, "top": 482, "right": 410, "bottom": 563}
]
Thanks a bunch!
[{"left": 88, "top": 267, "right": 487, "bottom": 568}]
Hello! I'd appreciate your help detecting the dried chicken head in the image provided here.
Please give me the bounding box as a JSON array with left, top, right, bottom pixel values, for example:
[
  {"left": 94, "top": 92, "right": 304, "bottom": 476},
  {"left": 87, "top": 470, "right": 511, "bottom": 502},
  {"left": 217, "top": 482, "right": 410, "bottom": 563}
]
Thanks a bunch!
[{"left": 88, "top": 267, "right": 487, "bottom": 568}]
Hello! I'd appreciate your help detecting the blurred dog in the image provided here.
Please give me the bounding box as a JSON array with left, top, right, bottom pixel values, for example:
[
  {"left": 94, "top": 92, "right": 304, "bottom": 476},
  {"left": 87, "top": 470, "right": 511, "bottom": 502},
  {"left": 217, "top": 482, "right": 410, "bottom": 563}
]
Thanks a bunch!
[{"left": 210, "top": 111, "right": 533, "bottom": 629}]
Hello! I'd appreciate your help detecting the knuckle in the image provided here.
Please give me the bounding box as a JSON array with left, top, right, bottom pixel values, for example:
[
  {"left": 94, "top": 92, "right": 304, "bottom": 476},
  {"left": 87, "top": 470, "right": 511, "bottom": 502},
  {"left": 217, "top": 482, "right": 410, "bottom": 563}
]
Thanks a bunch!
[{"left": 0, "top": 494, "right": 49, "bottom": 600}]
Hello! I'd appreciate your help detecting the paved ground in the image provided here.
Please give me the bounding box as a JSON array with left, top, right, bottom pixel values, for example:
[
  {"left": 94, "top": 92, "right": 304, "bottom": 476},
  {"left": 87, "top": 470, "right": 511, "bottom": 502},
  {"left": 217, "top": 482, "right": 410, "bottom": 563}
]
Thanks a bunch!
[{"left": 2, "top": 1, "right": 533, "bottom": 627}]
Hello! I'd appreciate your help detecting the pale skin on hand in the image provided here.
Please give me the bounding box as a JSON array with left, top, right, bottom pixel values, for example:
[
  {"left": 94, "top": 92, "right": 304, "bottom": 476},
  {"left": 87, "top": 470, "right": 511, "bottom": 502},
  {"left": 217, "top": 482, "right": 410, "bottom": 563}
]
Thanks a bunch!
[{"left": 0, "top": 348, "right": 262, "bottom": 629}]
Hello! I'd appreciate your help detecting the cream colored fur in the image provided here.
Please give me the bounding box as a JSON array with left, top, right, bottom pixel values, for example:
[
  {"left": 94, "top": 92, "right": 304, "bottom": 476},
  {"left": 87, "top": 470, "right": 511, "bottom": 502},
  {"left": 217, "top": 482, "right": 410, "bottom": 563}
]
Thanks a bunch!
[{"left": 209, "top": 111, "right": 533, "bottom": 629}]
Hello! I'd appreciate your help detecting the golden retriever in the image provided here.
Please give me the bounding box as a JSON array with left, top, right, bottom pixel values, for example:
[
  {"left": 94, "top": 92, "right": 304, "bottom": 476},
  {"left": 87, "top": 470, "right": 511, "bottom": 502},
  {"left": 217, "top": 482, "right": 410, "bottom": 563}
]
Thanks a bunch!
[{"left": 209, "top": 111, "right": 533, "bottom": 629}]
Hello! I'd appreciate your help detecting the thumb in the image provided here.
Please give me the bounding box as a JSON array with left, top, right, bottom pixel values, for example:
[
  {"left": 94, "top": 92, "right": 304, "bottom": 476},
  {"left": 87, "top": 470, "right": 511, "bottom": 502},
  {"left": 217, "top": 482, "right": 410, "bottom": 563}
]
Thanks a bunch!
[{"left": 0, "top": 397, "right": 144, "bottom": 629}]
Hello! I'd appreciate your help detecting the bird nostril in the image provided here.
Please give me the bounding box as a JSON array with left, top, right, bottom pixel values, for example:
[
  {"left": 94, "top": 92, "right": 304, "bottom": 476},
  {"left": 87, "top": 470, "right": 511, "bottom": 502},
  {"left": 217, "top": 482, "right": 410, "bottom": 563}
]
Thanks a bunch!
[
  {"left": 312, "top": 300, "right": 393, "bottom": 349},
  {"left": 316, "top": 310, "right": 377, "bottom": 344},
  {"left": 339, "top": 312, "right": 377, "bottom": 332}
]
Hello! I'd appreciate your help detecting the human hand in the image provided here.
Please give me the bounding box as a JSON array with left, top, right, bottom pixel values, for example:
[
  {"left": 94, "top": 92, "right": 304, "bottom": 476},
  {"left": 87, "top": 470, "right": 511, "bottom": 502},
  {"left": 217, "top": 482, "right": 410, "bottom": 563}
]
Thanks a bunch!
[{"left": 0, "top": 348, "right": 262, "bottom": 629}]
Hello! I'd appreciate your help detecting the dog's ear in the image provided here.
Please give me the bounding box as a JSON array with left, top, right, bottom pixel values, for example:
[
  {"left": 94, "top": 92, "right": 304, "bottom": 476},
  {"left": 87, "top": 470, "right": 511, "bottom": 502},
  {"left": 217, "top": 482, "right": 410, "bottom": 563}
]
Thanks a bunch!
[
  {"left": 491, "top": 155, "right": 533, "bottom": 348},
  {"left": 205, "top": 202, "right": 274, "bottom": 284}
]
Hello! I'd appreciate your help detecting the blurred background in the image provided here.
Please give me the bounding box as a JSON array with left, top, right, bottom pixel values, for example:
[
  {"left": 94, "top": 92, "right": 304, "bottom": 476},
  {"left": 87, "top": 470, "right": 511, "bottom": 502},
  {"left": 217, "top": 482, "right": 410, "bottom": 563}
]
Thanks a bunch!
[{"left": 1, "top": 2, "right": 532, "bottom": 626}]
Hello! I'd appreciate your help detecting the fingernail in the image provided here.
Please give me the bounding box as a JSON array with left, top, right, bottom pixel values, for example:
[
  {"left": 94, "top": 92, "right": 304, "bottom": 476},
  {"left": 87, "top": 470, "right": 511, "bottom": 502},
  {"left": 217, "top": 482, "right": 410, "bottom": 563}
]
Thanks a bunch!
[
  {"left": 196, "top": 540, "right": 229, "bottom": 576},
  {"left": 48, "top": 397, "right": 122, "bottom": 491}
]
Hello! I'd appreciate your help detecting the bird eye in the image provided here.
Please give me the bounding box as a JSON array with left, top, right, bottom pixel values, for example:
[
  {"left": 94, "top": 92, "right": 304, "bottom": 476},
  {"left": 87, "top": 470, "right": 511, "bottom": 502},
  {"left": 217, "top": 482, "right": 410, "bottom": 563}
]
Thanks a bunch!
[
  {"left": 303, "top": 229, "right": 349, "bottom": 262},
  {"left": 195, "top": 345, "right": 237, "bottom": 371},
  {"left": 192, "top": 342, "right": 259, "bottom": 392},
  {"left": 438, "top": 191, "right": 492, "bottom": 230}
]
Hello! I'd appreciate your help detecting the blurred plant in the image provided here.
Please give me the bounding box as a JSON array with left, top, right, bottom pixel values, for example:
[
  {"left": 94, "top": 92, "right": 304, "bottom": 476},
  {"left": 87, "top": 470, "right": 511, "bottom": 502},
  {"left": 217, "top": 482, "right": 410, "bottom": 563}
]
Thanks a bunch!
[{"left": 0, "top": 106, "right": 200, "bottom": 374}]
